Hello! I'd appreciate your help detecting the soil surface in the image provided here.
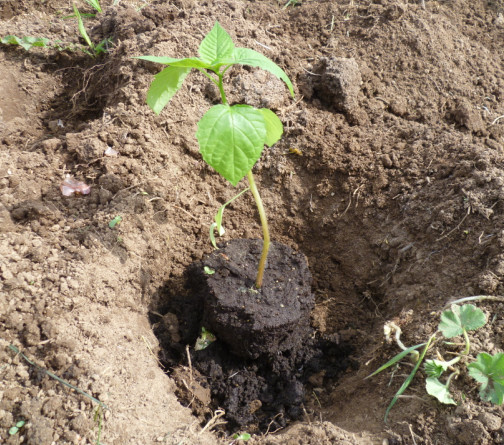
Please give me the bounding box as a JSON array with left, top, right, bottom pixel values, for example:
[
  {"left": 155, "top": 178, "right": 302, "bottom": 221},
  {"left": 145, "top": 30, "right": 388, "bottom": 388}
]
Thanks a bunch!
[{"left": 2, "top": 0, "right": 504, "bottom": 444}]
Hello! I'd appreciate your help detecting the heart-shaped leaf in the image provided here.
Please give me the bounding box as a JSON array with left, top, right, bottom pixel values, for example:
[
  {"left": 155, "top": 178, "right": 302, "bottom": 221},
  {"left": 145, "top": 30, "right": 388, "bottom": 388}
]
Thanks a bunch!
[
  {"left": 196, "top": 104, "right": 266, "bottom": 186},
  {"left": 146, "top": 65, "right": 191, "bottom": 114},
  {"left": 425, "top": 377, "right": 457, "bottom": 405}
]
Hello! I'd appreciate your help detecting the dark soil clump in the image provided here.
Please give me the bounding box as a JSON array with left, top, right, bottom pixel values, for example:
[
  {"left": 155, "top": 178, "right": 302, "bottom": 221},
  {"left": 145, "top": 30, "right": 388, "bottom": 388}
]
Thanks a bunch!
[{"left": 152, "top": 239, "right": 352, "bottom": 431}]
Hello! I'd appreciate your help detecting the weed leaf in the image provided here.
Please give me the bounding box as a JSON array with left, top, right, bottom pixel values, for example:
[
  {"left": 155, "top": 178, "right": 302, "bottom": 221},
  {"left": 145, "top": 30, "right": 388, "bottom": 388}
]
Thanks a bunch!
[
  {"left": 425, "top": 377, "right": 457, "bottom": 405},
  {"left": 1, "top": 35, "right": 49, "bottom": 50},
  {"left": 258, "top": 108, "right": 283, "bottom": 146},
  {"left": 147, "top": 66, "right": 191, "bottom": 114},
  {"left": 365, "top": 343, "right": 425, "bottom": 379},
  {"left": 210, "top": 187, "right": 249, "bottom": 248},
  {"left": 136, "top": 56, "right": 211, "bottom": 69},
  {"left": 84, "top": 0, "right": 102, "bottom": 13},
  {"left": 196, "top": 104, "right": 266, "bottom": 186},
  {"left": 439, "top": 304, "right": 486, "bottom": 338},
  {"left": 73, "top": 6, "right": 94, "bottom": 50},
  {"left": 424, "top": 359, "right": 449, "bottom": 378},
  {"left": 198, "top": 22, "right": 234, "bottom": 64},
  {"left": 468, "top": 352, "right": 504, "bottom": 404},
  {"left": 231, "top": 47, "right": 295, "bottom": 97}
]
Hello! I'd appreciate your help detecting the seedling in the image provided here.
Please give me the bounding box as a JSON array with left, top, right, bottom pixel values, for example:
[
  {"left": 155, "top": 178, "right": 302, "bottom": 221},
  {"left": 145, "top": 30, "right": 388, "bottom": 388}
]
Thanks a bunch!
[
  {"left": 367, "top": 304, "right": 500, "bottom": 422},
  {"left": 136, "top": 22, "right": 294, "bottom": 288},
  {"left": 195, "top": 327, "right": 216, "bottom": 351},
  {"left": 8, "top": 420, "right": 26, "bottom": 436},
  {"left": 108, "top": 215, "right": 122, "bottom": 229}
]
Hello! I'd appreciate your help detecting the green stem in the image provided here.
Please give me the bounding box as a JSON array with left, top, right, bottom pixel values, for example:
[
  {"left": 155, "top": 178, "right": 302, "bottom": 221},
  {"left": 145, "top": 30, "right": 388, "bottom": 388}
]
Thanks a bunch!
[
  {"left": 247, "top": 170, "right": 270, "bottom": 288},
  {"left": 217, "top": 73, "right": 228, "bottom": 105}
]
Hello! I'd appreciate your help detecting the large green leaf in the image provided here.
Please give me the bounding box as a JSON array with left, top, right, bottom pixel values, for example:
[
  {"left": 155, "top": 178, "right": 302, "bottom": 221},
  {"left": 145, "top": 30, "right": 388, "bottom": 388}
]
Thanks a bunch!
[
  {"left": 258, "top": 108, "right": 283, "bottom": 146},
  {"left": 198, "top": 22, "right": 235, "bottom": 65},
  {"left": 196, "top": 104, "right": 266, "bottom": 186},
  {"left": 468, "top": 352, "right": 504, "bottom": 404},
  {"left": 135, "top": 56, "right": 211, "bottom": 69},
  {"left": 146, "top": 65, "right": 191, "bottom": 114},
  {"left": 231, "top": 47, "right": 294, "bottom": 97},
  {"left": 439, "top": 304, "right": 486, "bottom": 338}
]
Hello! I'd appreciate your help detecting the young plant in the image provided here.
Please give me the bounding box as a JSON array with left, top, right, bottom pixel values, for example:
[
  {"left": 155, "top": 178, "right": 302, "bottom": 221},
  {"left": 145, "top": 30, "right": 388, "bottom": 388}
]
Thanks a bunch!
[
  {"left": 136, "top": 22, "right": 294, "bottom": 288},
  {"left": 367, "top": 304, "right": 492, "bottom": 422}
]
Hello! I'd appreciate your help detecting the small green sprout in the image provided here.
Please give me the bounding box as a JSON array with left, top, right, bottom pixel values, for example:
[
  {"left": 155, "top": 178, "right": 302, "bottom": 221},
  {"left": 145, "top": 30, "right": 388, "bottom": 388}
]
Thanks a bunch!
[
  {"left": 8, "top": 420, "right": 26, "bottom": 436},
  {"left": 210, "top": 188, "right": 249, "bottom": 249},
  {"left": 231, "top": 432, "right": 251, "bottom": 442},
  {"left": 195, "top": 327, "right": 216, "bottom": 351},
  {"left": 108, "top": 215, "right": 122, "bottom": 229},
  {"left": 203, "top": 266, "right": 215, "bottom": 275},
  {"left": 368, "top": 304, "right": 489, "bottom": 422},
  {"left": 136, "top": 22, "right": 294, "bottom": 288}
]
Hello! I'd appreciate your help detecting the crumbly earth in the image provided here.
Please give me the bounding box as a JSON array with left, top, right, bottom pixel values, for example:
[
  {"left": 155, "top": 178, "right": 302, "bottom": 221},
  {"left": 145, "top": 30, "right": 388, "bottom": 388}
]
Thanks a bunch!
[{"left": 1, "top": 0, "right": 504, "bottom": 444}]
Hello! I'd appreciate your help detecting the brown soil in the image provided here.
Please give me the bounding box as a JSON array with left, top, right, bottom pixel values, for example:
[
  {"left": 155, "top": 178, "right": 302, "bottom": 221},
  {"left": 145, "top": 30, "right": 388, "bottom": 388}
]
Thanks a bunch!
[{"left": 2, "top": 0, "right": 504, "bottom": 444}]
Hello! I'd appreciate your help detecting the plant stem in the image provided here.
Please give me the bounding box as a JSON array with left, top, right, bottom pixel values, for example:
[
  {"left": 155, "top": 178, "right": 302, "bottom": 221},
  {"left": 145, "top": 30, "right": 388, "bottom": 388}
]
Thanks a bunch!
[
  {"left": 247, "top": 170, "right": 270, "bottom": 288},
  {"left": 217, "top": 73, "right": 228, "bottom": 105}
]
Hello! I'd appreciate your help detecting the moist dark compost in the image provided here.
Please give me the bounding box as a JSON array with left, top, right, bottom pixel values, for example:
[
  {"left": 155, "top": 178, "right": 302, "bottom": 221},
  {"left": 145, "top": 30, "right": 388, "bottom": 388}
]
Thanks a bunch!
[
  {"left": 152, "top": 239, "right": 351, "bottom": 431},
  {"left": 198, "top": 239, "right": 314, "bottom": 360}
]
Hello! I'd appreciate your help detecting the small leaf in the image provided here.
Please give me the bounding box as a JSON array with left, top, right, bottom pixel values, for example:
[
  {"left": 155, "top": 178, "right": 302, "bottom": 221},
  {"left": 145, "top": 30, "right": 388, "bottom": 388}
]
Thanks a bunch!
[
  {"left": 210, "top": 187, "right": 249, "bottom": 248},
  {"left": 195, "top": 327, "right": 216, "bottom": 351},
  {"left": 203, "top": 266, "right": 215, "bottom": 275},
  {"left": 425, "top": 377, "right": 457, "bottom": 405},
  {"left": 258, "top": 108, "right": 283, "bottom": 146},
  {"left": 468, "top": 352, "right": 504, "bottom": 404},
  {"left": 196, "top": 104, "right": 266, "bottom": 186},
  {"left": 9, "top": 426, "right": 19, "bottom": 435},
  {"left": 231, "top": 47, "right": 294, "bottom": 97},
  {"left": 198, "top": 22, "right": 234, "bottom": 64},
  {"left": 439, "top": 304, "right": 486, "bottom": 338},
  {"left": 232, "top": 432, "right": 251, "bottom": 441},
  {"left": 424, "top": 359, "right": 449, "bottom": 378},
  {"left": 108, "top": 215, "right": 122, "bottom": 229},
  {"left": 15, "top": 421, "right": 26, "bottom": 428},
  {"left": 146, "top": 65, "right": 191, "bottom": 114}
]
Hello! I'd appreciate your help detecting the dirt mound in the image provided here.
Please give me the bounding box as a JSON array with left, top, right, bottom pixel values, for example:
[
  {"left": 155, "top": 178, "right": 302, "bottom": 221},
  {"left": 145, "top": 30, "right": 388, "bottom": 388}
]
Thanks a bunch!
[{"left": 2, "top": 0, "right": 504, "bottom": 444}]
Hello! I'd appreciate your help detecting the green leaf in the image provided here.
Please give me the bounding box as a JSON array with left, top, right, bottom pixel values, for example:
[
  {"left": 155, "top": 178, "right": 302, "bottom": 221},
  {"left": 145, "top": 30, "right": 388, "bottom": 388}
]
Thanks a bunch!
[
  {"left": 439, "top": 304, "right": 486, "bottom": 338},
  {"left": 1, "top": 35, "right": 50, "bottom": 50},
  {"left": 468, "top": 352, "right": 504, "bottom": 404},
  {"left": 84, "top": 0, "right": 102, "bottom": 13},
  {"left": 424, "top": 359, "right": 449, "bottom": 378},
  {"left": 9, "top": 426, "right": 19, "bottom": 435},
  {"left": 203, "top": 266, "right": 215, "bottom": 275},
  {"left": 232, "top": 432, "right": 251, "bottom": 441},
  {"left": 146, "top": 65, "right": 191, "bottom": 114},
  {"left": 258, "top": 108, "right": 283, "bottom": 146},
  {"left": 196, "top": 104, "right": 266, "bottom": 186},
  {"left": 231, "top": 47, "right": 294, "bottom": 97},
  {"left": 198, "top": 22, "right": 235, "bottom": 64},
  {"left": 73, "top": 5, "right": 94, "bottom": 50},
  {"left": 210, "top": 187, "right": 249, "bottom": 248},
  {"left": 108, "top": 215, "right": 122, "bottom": 229},
  {"left": 135, "top": 55, "right": 211, "bottom": 69},
  {"left": 365, "top": 343, "right": 426, "bottom": 379},
  {"left": 425, "top": 377, "right": 457, "bottom": 405},
  {"left": 195, "top": 327, "right": 216, "bottom": 351}
]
